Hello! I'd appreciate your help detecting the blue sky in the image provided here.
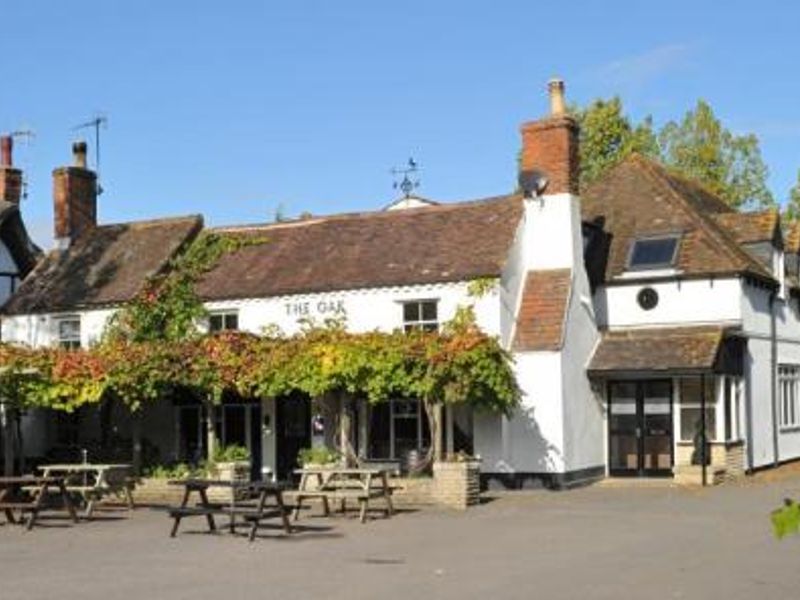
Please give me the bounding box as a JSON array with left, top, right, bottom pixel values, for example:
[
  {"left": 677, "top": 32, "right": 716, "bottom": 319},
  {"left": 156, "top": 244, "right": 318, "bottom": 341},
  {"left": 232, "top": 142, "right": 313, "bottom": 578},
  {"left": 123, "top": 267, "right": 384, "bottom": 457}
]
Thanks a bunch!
[{"left": 2, "top": 1, "right": 799, "bottom": 246}]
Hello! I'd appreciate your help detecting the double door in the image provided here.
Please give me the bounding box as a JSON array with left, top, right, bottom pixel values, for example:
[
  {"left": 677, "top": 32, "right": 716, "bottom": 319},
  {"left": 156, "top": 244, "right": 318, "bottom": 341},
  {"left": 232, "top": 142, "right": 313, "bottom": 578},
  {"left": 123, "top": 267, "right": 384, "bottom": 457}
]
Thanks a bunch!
[{"left": 608, "top": 380, "right": 673, "bottom": 477}]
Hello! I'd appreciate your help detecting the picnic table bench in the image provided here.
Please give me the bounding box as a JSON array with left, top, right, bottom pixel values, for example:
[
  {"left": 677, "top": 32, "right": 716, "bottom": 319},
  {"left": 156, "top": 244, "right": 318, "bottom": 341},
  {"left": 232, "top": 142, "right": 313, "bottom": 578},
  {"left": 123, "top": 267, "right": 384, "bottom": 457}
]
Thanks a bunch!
[
  {"left": 0, "top": 476, "right": 79, "bottom": 530},
  {"left": 291, "top": 467, "right": 394, "bottom": 523},
  {"left": 38, "top": 463, "right": 135, "bottom": 519},
  {"left": 167, "top": 479, "right": 292, "bottom": 542}
]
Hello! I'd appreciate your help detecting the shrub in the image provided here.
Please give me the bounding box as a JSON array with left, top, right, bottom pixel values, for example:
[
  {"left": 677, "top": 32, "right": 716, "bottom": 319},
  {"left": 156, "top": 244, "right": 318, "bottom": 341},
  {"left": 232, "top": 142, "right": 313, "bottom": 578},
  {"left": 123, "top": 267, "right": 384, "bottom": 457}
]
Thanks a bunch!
[
  {"left": 212, "top": 444, "right": 250, "bottom": 463},
  {"left": 297, "top": 446, "right": 340, "bottom": 467}
]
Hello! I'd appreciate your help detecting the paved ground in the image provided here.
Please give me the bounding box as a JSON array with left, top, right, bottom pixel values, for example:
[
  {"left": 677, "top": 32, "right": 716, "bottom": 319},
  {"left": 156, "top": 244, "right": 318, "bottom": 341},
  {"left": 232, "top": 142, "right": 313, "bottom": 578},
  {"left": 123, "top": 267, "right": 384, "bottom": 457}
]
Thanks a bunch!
[{"left": 3, "top": 473, "right": 800, "bottom": 600}]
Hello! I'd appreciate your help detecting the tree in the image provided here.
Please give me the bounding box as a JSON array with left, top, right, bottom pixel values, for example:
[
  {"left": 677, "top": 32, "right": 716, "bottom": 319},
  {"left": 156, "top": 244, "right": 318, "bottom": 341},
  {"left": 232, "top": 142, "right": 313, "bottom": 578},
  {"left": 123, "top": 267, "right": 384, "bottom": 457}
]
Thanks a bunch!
[
  {"left": 573, "top": 97, "right": 660, "bottom": 187},
  {"left": 572, "top": 97, "right": 775, "bottom": 210},
  {"left": 784, "top": 169, "right": 800, "bottom": 221},
  {"left": 659, "top": 100, "right": 774, "bottom": 209}
]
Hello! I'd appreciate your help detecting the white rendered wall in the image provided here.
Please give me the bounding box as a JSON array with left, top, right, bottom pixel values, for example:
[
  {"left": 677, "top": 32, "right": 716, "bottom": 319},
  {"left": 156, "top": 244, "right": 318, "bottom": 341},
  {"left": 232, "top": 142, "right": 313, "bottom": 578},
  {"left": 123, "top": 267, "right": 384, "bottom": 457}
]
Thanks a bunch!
[
  {"left": 2, "top": 309, "right": 114, "bottom": 349},
  {"left": 560, "top": 270, "right": 603, "bottom": 473},
  {"left": 1, "top": 283, "right": 499, "bottom": 348},
  {"left": 742, "top": 282, "right": 800, "bottom": 466},
  {"left": 205, "top": 281, "right": 501, "bottom": 338},
  {"left": 595, "top": 278, "right": 742, "bottom": 329},
  {"left": 482, "top": 192, "right": 602, "bottom": 478}
]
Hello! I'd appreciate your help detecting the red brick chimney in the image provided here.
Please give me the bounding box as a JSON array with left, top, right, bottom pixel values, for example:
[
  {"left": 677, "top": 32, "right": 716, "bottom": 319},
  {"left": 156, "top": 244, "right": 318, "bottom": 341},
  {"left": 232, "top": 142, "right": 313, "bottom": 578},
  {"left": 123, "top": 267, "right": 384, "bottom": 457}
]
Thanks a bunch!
[
  {"left": 520, "top": 79, "right": 580, "bottom": 196},
  {"left": 53, "top": 141, "right": 97, "bottom": 246},
  {"left": 0, "top": 136, "right": 23, "bottom": 205}
]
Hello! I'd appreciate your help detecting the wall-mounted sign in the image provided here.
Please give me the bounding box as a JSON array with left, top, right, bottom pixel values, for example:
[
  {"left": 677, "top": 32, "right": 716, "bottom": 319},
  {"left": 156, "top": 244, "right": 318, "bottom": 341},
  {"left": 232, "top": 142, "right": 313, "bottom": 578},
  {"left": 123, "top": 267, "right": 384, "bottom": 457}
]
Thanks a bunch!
[{"left": 284, "top": 298, "right": 346, "bottom": 318}]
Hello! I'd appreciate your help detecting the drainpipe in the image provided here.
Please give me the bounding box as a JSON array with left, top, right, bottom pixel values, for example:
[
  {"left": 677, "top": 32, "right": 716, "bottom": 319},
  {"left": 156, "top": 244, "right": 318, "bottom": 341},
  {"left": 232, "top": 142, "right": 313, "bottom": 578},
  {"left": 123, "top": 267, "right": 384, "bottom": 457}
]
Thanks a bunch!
[
  {"left": 701, "top": 373, "right": 707, "bottom": 486},
  {"left": 770, "top": 291, "right": 780, "bottom": 468}
]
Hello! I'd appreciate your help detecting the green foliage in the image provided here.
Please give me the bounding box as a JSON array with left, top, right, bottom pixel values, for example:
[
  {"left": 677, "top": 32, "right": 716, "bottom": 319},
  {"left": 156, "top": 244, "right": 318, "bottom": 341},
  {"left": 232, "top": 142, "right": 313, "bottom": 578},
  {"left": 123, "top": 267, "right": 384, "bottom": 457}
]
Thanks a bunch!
[
  {"left": 212, "top": 444, "right": 250, "bottom": 463},
  {"left": 771, "top": 500, "right": 800, "bottom": 539},
  {"left": 297, "top": 446, "right": 341, "bottom": 467},
  {"left": 0, "top": 304, "right": 521, "bottom": 419},
  {"left": 104, "top": 232, "right": 266, "bottom": 344},
  {"left": 659, "top": 100, "right": 774, "bottom": 209},
  {"left": 467, "top": 277, "right": 498, "bottom": 299},
  {"left": 142, "top": 462, "right": 206, "bottom": 479},
  {"left": 572, "top": 97, "right": 660, "bottom": 187},
  {"left": 784, "top": 169, "right": 800, "bottom": 221},
  {"left": 574, "top": 97, "right": 774, "bottom": 210}
]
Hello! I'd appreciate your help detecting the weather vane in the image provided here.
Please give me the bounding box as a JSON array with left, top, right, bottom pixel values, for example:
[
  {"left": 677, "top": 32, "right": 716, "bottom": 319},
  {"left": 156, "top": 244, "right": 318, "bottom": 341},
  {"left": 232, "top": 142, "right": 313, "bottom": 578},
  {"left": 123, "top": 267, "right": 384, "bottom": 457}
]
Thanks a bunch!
[{"left": 391, "top": 157, "right": 420, "bottom": 198}]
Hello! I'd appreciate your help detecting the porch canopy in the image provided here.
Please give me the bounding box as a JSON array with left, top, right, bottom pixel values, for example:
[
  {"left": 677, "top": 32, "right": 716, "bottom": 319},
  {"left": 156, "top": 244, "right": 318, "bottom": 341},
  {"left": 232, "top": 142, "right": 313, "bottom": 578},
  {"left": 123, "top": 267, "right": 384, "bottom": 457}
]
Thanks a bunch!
[{"left": 587, "top": 326, "right": 744, "bottom": 379}]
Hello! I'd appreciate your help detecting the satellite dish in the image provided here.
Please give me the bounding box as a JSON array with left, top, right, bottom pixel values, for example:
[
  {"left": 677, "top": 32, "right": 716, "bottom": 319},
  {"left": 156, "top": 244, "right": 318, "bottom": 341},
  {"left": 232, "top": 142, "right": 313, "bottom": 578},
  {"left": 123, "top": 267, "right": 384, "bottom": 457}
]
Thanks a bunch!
[{"left": 518, "top": 169, "right": 549, "bottom": 198}]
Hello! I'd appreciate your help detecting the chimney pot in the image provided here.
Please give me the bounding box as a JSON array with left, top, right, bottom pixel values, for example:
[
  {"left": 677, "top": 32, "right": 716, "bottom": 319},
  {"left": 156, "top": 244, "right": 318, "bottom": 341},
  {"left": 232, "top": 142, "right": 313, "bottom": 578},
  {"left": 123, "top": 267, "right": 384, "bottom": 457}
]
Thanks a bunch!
[
  {"left": 73, "top": 141, "right": 88, "bottom": 168},
  {"left": 0, "top": 136, "right": 12, "bottom": 167},
  {"left": 0, "top": 136, "right": 22, "bottom": 204},
  {"left": 548, "top": 78, "right": 566, "bottom": 116},
  {"left": 519, "top": 79, "right": 580, "bottom": 196},
  {"left": 53, "top": 141, "right": 97, "bottom": 246}
]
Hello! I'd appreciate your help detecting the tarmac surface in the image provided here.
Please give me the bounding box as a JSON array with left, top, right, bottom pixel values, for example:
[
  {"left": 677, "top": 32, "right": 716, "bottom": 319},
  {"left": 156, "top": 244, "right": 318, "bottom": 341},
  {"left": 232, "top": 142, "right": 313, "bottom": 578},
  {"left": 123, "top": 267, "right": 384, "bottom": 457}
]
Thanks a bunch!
[{"left": 3, "top": 471, "right": 800, "bottom": 600}]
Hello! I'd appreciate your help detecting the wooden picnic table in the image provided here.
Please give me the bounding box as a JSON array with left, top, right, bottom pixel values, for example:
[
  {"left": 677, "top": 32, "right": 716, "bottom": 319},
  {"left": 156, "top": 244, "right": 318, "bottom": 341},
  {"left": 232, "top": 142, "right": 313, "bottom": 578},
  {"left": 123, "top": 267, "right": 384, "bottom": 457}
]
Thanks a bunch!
[
  {"left": 167, "top": 479, "right": 292, "bottom": 542},
  {"left": 38, "top": 463, "right": 135, "bottom": 518},
  {"left": 0, "top": 476, "right": 79, "bottom": 530},
  {"left": 291, "top": 467, "right": 394, "bottom": 523}
]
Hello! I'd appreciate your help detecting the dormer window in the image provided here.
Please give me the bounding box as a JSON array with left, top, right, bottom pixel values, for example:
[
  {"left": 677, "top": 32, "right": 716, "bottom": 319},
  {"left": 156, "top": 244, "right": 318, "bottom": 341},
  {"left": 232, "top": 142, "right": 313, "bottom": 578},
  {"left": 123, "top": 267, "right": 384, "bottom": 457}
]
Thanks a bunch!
[{"left": 627, "top": 235, "right": 680, "bottom": 270}]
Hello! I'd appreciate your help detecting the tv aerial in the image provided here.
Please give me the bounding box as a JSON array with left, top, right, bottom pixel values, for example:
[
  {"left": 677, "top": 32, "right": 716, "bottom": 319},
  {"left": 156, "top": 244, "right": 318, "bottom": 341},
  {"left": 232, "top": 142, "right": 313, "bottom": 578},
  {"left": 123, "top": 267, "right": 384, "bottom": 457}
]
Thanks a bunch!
[
  {"left": 391, "top": 157, "right": 421, "bottom": 198},
  {"left": 73, "top": 113, "right": 108, "bottom": 195},
  {"left": 7, "top": 129, "right": 35, "bottom": 200}
]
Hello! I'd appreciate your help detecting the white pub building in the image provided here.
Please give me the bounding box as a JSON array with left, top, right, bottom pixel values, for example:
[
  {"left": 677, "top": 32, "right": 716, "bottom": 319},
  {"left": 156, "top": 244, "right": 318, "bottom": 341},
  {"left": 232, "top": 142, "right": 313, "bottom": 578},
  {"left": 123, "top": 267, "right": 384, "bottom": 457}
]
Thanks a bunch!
[{"left": 2, "top": 81, "right": 800, "bottom": 487}]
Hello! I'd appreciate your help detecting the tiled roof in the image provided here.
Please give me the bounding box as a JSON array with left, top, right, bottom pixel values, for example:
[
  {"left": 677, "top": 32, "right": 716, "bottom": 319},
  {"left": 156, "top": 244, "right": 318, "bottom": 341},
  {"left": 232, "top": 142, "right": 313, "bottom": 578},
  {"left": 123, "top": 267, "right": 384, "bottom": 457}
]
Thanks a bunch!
[
  {"left": 582, "top": 155, "right": 774, "bottom": 284},
  {"left": 588, "top": 326, "right": 727, "bottom": 374},
  {"left": 786, "top": 221, "right": 800, "bottom": 254},
  {"left": 2, "top": 215, "right": 203, "bottom": 314},
  {"left": 0, "top": 201, "right": 40, "bottom": 276},
  {"left": 196, "top": 194, "right": 523, "bottom": 301},
  {"left": 512, "top": 269, "right": 571, "bottom": 352},
  {"left": 711, "top": 210, "right": 780, "bottom": 245}
]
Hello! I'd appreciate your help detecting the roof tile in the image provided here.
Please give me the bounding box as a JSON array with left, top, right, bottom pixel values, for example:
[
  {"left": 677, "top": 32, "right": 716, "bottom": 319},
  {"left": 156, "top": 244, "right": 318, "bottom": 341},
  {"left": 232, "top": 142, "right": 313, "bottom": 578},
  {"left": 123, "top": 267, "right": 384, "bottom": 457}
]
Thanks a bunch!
[
  {"left": 3, "top": 215, "right": 203, "bottom": 314},
  {"left": 512, "top": 269, "right": 571, "bottom": 351}
]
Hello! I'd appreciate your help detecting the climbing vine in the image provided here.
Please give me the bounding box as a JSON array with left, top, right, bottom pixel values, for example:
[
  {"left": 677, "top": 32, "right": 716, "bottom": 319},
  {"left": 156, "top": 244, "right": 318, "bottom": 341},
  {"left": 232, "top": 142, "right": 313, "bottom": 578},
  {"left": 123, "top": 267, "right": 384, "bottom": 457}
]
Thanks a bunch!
[
  {"left": 0, "top": 314, "right": 520, "bottom": 417},
  {"left": 0, "top": 231, "right": 520, "bottom": 470},
  {"left": 104, "top": 231, "right": 266, "bottom": 343}
]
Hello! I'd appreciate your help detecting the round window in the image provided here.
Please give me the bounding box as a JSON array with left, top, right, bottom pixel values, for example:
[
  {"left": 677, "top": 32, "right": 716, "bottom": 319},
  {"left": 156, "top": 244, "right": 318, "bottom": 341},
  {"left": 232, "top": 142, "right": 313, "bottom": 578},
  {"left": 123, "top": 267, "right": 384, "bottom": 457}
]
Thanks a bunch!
[{"left": 637, "top": 287, "right": 659, "bottom": 311}]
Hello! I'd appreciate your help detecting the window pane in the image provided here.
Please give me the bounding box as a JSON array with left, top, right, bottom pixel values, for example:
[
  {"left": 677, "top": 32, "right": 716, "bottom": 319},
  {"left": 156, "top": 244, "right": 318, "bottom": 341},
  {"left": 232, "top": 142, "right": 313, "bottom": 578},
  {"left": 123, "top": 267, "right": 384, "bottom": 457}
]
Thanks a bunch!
[
  {"left": 403, "top": 302, "right": 419, "bottom": 322},
  {"left": 209, "top": 315, "right": 223, "bottom": 332},
  {"left": 59, "top": 320, "right": 79, "bottom": 339},
  {"left": 629, "top": 237, "right": 678, "bottom": 268},
  {"left": 680, "top": 407, "right": 716, "bottom": 442},
  {"left": 421, "top": 301, "right": 437, "bottom": 322},
  {"left": 779, "top": 365, "right": 800, "bottom": 428},
  {"left": 225, "top": 313, "right": 239, "bottom": 331}
]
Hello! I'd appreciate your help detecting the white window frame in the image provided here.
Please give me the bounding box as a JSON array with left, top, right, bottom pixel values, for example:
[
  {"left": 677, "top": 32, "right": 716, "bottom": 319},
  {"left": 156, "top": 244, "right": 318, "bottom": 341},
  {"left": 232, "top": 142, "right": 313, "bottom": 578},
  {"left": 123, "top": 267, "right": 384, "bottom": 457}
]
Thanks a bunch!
[
  {"left": 719, "top": 375, "right": 743, "bottom": 442},
  {"left": 401, "top": 299, "right": 439, "bottom": 332},
  {"left": 779, "top": 365, "right": 800, "bottom": 430},
  {"left": 677, "top": 378, "right": 717, "bottom": 443},
  {"left": 55, "top": 316, "right": 81, "bottom": 350},
  {"left": 208, "top": 310, "right": 239, "bottom": 333}
]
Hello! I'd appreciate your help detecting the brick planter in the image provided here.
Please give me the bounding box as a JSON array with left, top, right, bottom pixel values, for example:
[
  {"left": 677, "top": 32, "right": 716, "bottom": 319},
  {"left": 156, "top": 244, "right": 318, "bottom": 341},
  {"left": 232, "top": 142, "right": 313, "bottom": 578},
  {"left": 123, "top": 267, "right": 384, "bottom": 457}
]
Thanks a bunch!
[
  {"left": 207, "top": 461, "right": 251, "bottom": 501},
  {"left": 673, "top": 464, "right": 726, "bottom": 486},
  {"left": 432, "top": 460, "right": 481, "bottom": 509},
  {"left": 132, "top": 478, "right": 186, "bottom": 506},
  {"left": 133, "top": 461, "right": 251, "bottom": 505},
  {"left": 388, "top": 476, "right": 435, "bottom": 507}
]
